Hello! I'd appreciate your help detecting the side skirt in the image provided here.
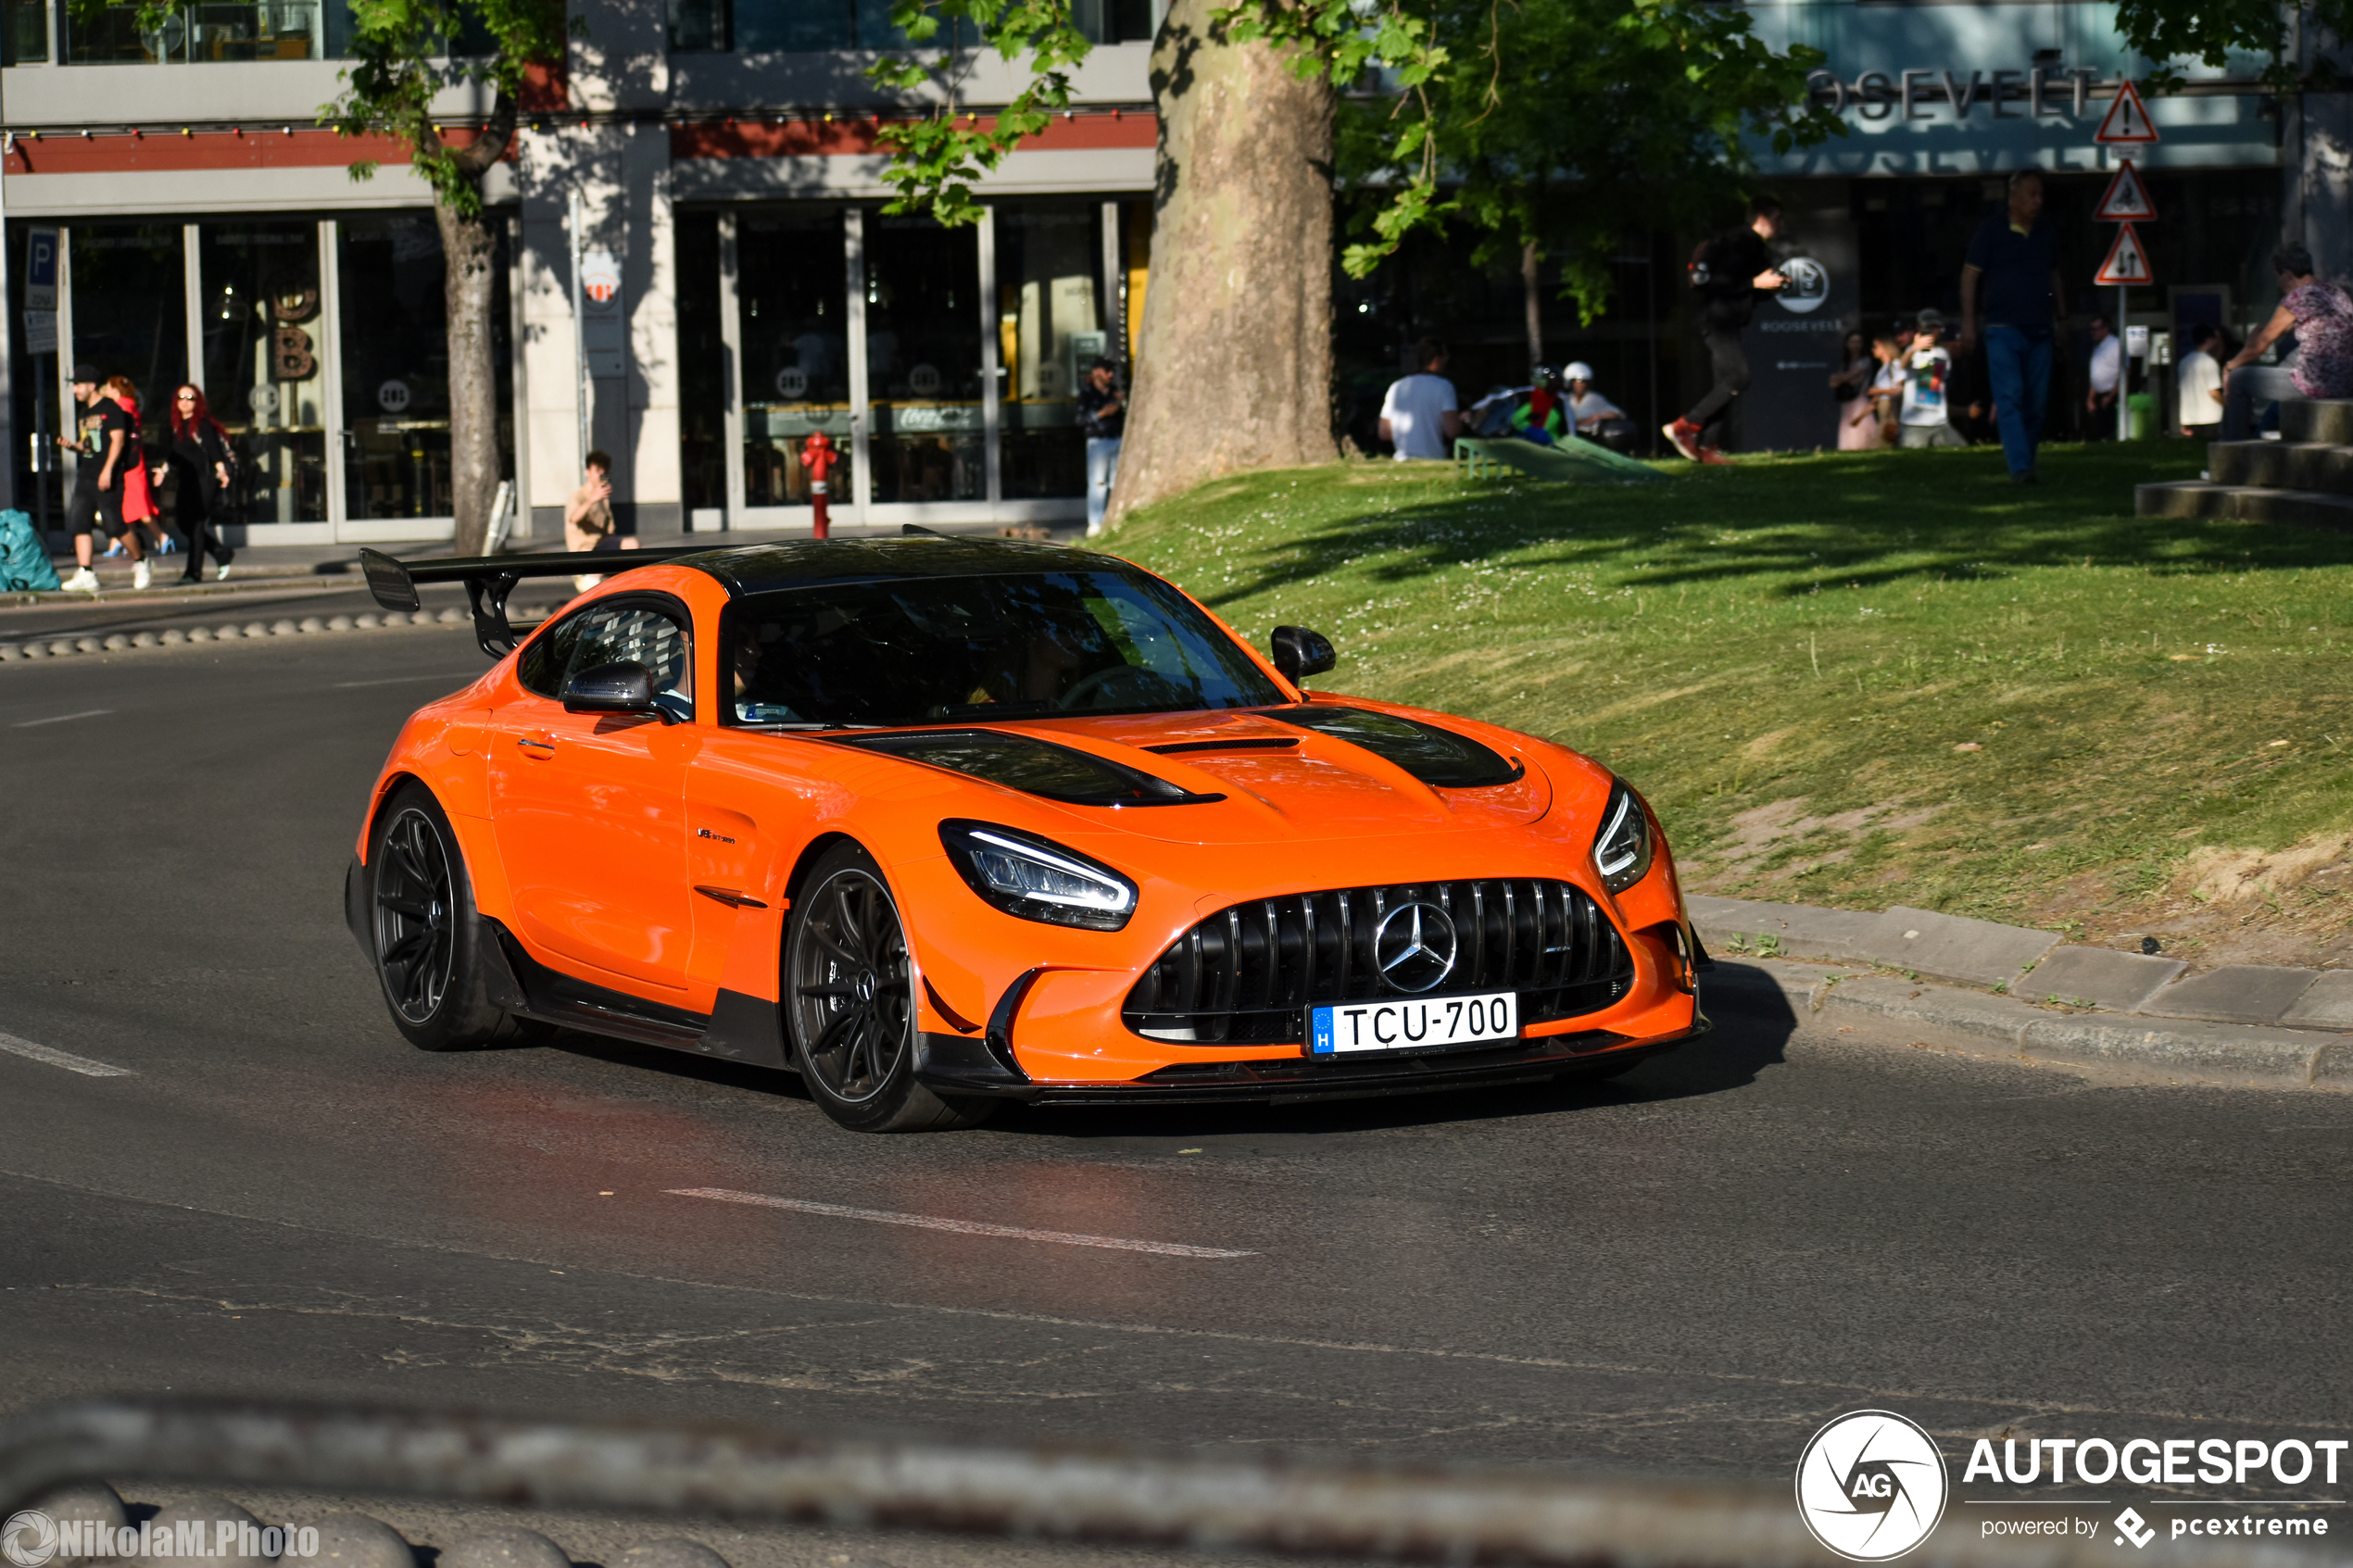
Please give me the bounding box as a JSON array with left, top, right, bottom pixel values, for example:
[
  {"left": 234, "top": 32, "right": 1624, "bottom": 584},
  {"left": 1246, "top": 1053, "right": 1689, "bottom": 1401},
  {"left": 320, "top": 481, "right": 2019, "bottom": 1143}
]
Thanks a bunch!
[{"left": 482, "top": 920, "right": 790, "bottom": 1070}]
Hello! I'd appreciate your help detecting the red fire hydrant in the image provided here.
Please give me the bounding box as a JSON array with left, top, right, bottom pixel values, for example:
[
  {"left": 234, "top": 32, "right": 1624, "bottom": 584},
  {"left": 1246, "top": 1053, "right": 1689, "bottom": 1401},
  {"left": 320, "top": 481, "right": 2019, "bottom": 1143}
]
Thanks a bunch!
[{"left": 800, "top": 431, "right": 837, "bottom": 539}]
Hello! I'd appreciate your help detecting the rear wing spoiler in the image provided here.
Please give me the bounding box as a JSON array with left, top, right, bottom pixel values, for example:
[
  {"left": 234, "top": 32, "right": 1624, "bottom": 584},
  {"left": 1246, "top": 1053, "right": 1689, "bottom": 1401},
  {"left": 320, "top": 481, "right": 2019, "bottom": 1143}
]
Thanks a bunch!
[{"left": 359, "top": 547, "right": 711, "bottom": 659}]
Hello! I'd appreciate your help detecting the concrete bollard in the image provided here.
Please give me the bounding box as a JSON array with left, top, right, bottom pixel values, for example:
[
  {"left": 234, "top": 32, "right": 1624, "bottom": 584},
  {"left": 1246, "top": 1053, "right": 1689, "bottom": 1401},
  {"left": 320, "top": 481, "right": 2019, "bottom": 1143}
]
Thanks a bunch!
[
  {"left": 270, "top": 620, "right": 299, "bottom": 635},
  {"left": 75, "top": 637, "right": 102, "bottom": 654},
  {"left": 49, "top": 640, "right": 79, "bottom": 656},
  {"left": 298, "top": 617, "right": 326, "bottom": 633},
  {"left": 616, "top": 1541, "right": 733, "bottom": 1568},
  {"left": 437, "top": 608, "right": 466, "bottom": 624},
  {"left": 30, "top": 1479, "right": 126, "bottom": 1562},
  {"left": 159, "top": 629, "right": 185, "bottom": 645},
  {"left": 131, "top": 632, "right": 158, "bottom": 647},
  {"left": 306, "top": 1513, "right": 415, "bottom": 1568},
  {"left": 102, "top": 634, "right": 131, "bottom": 651},
  {"left": 241, "top": 622, "right": 268, "bottom": 637},
  {"left": 328, "top": 615, "right": 355, "bottom": 632},
  {"left": 355, "top": 613, "right": 382, "bottom": 628},
  {"left": 437, "top": 1528, "right": 572, "bottom": 1568}
]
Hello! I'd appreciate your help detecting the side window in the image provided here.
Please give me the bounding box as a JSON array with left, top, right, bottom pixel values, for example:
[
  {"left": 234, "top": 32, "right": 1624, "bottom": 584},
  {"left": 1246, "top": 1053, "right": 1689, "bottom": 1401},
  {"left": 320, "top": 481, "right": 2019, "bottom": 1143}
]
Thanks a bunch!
[
  {"left": 517, "top": 612, "right": 588, "bottom": 699},
  {"left": 570, "top": 603, "right": 695, "bottom": 722}
]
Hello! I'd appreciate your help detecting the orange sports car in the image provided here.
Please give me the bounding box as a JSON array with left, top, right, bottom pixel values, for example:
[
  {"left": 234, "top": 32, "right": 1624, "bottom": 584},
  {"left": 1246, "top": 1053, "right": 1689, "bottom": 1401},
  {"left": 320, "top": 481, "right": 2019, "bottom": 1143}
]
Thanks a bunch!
[{"left": 346, "top": 534, "right": 1706, "bottom": 1132}]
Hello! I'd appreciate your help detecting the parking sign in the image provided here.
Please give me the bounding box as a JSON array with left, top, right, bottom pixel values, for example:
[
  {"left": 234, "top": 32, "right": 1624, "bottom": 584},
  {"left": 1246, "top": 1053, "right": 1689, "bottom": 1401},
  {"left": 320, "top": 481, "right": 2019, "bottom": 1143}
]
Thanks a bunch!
[{"left": 24, "top": 227, "right": 57, "bottom": 314}]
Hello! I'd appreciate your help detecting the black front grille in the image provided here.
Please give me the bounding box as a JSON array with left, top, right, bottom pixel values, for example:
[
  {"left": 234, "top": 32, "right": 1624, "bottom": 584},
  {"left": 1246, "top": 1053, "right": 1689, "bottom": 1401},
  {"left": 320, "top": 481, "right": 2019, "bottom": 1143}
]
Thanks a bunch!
[{"left": 1123, "top": 879, "right": 1634, "bottom": 1045}]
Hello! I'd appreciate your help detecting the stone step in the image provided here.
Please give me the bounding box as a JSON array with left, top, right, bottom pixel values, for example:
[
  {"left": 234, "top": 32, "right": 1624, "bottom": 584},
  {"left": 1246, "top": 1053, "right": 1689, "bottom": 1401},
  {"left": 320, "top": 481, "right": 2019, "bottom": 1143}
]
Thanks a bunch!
[
  {"left": 2137, "top": 478, "right": 2353, "bottom": 530},
  {"left": 2279, "top": 398, "right": 2353, "bottom": 445},
  {"left": 2207, "top": 439, "right": 2353, "bottom": 492}
]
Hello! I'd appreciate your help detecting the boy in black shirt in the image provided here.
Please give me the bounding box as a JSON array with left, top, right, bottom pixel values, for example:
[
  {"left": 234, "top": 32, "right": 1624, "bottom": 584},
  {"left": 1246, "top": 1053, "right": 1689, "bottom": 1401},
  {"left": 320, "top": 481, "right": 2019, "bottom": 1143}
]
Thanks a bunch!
[
  {"left": 57, "top": 363, "right": 149, "bottom": 593},
  {"left": 1664, "top": 199, "right": 1787, "bottom": 464}
]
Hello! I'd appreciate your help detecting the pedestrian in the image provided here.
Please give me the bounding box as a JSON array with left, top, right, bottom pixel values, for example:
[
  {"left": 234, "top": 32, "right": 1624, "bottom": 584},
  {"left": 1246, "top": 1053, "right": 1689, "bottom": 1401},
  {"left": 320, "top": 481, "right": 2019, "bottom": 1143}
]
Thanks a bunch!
[
  {"left": 564, "top": 448, "right": 636, "bottom": 591},
  {"left": 2220, "top": 242, "right": 2353, "bottom": 441},
  {"left": 2083, "top": 316, "right": 2122, "bottom": 439},
  {"left": 1662, "top": 196, "right": 1788, "bottom": 463},
  {"left": 1954, "top": 168, "right": 2065, "bottom": 482},
  {"left": 105, "top": 377, "right": 167, "bottom": 557},
  {"left": 1895, "top": 310, "right": 1966, "bottom": 448},
  {"left": 1831, "top": 330, "right": 1882, "bottom": 450},
  {"left": 1378, "top": 336, "right": 1463, "bottom": 460},
  {"left": 1562, "top": 363, "right": 1638, "bottom": 453},
  {"left": 1077, "top": 357, "right": 1125, "bottom": 535},
  {"left": 159, "top": 383, "right": 237, "bottom": 583},
  {"left": 56, "top": 363, "right": 149, "bottom": 594},
  {"left": 2177, "top": 324, "right": 2225, "bottom": 439},
  {"left": 1868, "top": 332, "right": 1905, "bottom": 445}
]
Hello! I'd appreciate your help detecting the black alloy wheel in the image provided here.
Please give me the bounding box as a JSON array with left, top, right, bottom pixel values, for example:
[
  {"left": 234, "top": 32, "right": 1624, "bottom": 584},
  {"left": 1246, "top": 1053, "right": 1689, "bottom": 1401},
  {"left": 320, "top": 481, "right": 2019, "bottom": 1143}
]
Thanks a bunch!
[
  {"left": 366, "top": 783, "right": 547, "bottom": 1052},
  {"left": 786, "top": 842, "right": 994, "bottom": 1133},
  {"left": 374, "top": 805, "right": 457, "bottom": 1024}
]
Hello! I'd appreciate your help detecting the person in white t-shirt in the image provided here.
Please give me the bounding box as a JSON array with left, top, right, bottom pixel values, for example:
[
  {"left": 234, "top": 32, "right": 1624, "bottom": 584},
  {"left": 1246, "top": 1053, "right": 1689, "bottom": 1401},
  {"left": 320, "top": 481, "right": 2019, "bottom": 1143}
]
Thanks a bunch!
[
  {"left": 1897, "top": 308, "right": 1966, "bottom": 448},
  {"left": 2086, "top": 315, "right": 2122, "bottom": 437},
  {"left": 1378, "top": 336, "right": 1464, "bottom": 460},
  {"left": 2178, "top": 322, "right": 2224, "bottom": 436}
]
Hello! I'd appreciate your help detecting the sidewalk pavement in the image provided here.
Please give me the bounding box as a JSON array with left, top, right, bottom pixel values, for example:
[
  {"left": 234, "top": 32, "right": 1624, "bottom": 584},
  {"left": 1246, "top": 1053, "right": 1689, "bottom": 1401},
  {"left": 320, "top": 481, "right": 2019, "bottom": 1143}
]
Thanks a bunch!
[
  {"left": 8, "top": 522, "right": 1081, "bottom": 616},
  {"left": 1691, "top": 894, "right": 2351, "bottom": 1091}
]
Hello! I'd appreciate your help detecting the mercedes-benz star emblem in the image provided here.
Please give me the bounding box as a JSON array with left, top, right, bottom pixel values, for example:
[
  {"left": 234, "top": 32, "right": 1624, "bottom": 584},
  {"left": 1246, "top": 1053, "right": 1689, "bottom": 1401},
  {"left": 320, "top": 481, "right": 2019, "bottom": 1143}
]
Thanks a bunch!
[{"left": 1375, "top": 901, "right": 1459, "bottom": 993}]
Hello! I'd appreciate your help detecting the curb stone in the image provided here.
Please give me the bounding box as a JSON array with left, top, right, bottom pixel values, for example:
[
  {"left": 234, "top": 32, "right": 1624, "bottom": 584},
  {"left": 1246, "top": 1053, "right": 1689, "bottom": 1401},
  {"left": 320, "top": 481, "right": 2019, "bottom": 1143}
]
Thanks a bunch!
[
  {"left": 1692, "top": 892, "right": 2347, "bottom": 1033},
  {"left": 0, "top": 606, "right": 497, "bottom": 662}
]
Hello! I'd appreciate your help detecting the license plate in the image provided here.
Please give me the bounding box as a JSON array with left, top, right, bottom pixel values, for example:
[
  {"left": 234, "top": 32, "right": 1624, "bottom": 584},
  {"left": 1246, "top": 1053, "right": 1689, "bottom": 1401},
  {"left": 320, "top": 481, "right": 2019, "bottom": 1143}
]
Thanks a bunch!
[{"left": 1308, "top": 990, "right": 1518, "bottom": 1055}]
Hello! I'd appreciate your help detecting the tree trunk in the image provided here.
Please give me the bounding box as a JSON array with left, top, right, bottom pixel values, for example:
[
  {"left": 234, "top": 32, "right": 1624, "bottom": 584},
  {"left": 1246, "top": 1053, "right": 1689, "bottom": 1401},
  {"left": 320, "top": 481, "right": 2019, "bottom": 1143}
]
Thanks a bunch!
[
  {"left": 1521, "top": 239, "right": 1543, "bottom": 377},
  {"left": 438, "top": 200, "right": 503, "bottom": 558},
  {"left": 1107, "top": 0, "right": 1336, "bottom": 523}
]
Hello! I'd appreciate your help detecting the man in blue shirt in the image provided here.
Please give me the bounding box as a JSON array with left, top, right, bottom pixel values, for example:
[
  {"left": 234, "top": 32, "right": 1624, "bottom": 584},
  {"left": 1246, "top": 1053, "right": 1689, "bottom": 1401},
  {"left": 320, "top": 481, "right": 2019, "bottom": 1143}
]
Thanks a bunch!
[{"left": 1955, "top": 169, "right": 2067, "bottom": 483}]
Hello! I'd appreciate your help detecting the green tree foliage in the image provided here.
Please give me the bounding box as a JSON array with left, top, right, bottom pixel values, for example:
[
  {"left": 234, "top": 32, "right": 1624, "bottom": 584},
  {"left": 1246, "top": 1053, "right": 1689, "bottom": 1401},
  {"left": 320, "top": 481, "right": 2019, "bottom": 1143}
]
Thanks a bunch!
[
  {"left": 2108, "top": 0, "right": 2334, "bottom": 91},
  {"left": 1366, "top": 0, "right": 1845, "bottom": 321},
  {"left": 869, "top": 0, "right": 1839, "bottom": 321},
  {"left": 318, "top": 0, "right": 568, "bottom": 208}
]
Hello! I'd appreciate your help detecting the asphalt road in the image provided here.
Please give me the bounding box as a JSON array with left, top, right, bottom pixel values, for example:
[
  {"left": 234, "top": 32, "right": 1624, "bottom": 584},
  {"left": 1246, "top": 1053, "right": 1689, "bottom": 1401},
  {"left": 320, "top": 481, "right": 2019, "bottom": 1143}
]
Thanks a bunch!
[{"left": 3, "top": 630, "right": 2348, "bottom": 1564}]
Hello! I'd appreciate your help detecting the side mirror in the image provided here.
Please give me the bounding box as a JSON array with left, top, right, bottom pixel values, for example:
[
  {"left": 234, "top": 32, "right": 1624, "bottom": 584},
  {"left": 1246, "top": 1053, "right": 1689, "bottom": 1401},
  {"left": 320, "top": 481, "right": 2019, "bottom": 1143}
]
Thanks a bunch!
[
  {"left": 563, "top": 660, "right": 673, "bottom": 723},
  {"left": 1270, "top": 625, "right": 1336, "bottom": 684}
]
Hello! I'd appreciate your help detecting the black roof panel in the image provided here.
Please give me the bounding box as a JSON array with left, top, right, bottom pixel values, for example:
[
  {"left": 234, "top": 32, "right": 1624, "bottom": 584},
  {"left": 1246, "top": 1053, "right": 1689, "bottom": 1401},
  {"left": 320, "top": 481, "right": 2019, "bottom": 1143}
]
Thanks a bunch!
[{"left": 668, "top": 534, "right": 1124, "bottom": 596}]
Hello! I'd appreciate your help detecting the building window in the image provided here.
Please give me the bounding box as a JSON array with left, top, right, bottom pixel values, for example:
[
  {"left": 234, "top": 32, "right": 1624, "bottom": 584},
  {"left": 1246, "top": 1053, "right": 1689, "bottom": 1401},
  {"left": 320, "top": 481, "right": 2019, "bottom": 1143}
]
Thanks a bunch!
[
  {"left": 864, "top": 213, "right": 982, "bottom": 504},
  {"left": 740, "top": 210, "right": 849, "bottom": 507},
  {"left": 995, "top": 203, "right": 1106, "bottom": 500},
  {"left": 2, "top": 0, "right": 49, "bottom": 63},
  {"left": 676, "top": 212, "right": 728, "bottom": 513},
  {"left": 1073, "top": 0, "right": 1152, "bottom": 44},
  {"left": 67, "top": 0, "right": 333, "bottom": 61},
  {"left": 731, "top": 0, "right": 847, "bottom": 50},
  {"left": 336, "top": 211, "right": 512, "bottom": 521},
  {"left": 198, "top": 221, "right": 328, "bottom": 525},
  {"left": 668, "top": 0, "right": 728, "bottom": 51}
]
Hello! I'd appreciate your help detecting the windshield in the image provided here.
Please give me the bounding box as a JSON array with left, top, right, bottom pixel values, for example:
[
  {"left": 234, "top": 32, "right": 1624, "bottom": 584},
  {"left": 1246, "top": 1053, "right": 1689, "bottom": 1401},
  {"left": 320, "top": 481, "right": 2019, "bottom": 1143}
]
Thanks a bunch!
[{"left": 724, "top": 570, "right": 1285, "bottom": 728}]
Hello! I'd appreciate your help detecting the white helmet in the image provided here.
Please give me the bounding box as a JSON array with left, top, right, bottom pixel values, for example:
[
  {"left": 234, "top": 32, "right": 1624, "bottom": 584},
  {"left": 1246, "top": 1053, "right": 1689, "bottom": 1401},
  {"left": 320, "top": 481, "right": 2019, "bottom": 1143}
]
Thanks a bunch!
[{"left": 1565, "top": 361, "right": 1596, "bottom": 383}]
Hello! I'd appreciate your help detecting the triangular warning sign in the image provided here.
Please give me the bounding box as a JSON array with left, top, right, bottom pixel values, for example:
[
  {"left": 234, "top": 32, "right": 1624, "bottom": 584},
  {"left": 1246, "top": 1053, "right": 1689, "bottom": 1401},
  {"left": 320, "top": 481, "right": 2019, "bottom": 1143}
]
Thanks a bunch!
[
  {"left": 2095, "top": 79, "right": 2160, "bottom": 144},
  {"left": 2094, "top": 159, "right": 2157, "bottom": 221},
  {"left": 2095, "top": 223, "right": 2155, "bottom": 286}
]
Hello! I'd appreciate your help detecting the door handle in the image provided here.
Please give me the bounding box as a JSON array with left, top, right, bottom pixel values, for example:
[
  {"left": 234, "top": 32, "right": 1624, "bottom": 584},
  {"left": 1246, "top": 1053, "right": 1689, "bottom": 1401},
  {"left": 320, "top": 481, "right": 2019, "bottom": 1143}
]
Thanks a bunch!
[{"left": 516, "top": 735, "right": 556, "bottom": 756}]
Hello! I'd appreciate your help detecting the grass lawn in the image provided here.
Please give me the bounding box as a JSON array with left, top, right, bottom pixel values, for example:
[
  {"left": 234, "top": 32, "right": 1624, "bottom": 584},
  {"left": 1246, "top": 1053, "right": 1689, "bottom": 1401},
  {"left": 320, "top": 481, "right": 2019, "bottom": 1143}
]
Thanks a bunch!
[{"left": 1102, "top": 439, "right": 2353, "bottom": 968}]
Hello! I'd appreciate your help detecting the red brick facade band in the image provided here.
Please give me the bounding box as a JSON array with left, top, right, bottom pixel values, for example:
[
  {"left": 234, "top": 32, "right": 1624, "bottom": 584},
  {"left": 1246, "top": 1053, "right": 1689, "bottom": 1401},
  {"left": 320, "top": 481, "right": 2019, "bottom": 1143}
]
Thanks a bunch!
[{"left": 1, "top": 109, "right": 1156, "bottom": 176}]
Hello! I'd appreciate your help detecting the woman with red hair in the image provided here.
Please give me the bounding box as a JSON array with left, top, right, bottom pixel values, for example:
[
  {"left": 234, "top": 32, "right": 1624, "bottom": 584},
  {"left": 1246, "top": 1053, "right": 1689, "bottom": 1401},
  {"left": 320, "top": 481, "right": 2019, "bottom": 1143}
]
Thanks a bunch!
[{"left": 159, "top": 383, "right": 237, "bottom": 583}]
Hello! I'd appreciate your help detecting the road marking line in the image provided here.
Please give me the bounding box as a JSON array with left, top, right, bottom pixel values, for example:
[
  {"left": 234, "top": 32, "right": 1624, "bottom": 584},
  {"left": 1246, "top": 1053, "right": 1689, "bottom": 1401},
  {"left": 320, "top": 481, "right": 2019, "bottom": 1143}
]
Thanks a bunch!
[
  {"left": 11, "top": 709, "right": 112, "bottom": 728},
  {"left": 332, "top": 673, "right": 484, "bottom": 688},
  {"left": 0, "top": 1031, "right": 135, "bottom": 1077},
  {"left": 666, "top": 1187, "right": 1254, "bottom": 1258}
]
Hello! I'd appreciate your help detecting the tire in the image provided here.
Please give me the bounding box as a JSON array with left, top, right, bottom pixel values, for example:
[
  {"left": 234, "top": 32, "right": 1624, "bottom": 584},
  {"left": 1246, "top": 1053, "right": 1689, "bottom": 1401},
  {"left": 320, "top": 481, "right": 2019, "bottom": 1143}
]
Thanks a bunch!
[
  {"left": 786, "top": 841, "right": 995, "bottom": 1133},
  {"left": 368, "top": 782, "right": 547, "bottom": 1052}
]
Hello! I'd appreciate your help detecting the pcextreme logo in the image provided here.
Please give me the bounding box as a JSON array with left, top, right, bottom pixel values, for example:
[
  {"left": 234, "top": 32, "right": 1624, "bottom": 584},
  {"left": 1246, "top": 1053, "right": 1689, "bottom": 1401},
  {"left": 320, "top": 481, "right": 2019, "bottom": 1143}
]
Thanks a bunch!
[{"left": 1796, "top": 1411, "right": 1952, "bottom": 1561}]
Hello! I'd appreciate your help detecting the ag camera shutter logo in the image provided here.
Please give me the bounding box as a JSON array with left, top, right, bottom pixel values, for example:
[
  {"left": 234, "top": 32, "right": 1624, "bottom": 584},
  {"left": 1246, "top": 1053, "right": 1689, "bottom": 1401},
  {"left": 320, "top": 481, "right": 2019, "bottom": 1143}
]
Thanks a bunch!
[{"left": 1795, "top": 1411, "right": 1950, "bottom": 1561}]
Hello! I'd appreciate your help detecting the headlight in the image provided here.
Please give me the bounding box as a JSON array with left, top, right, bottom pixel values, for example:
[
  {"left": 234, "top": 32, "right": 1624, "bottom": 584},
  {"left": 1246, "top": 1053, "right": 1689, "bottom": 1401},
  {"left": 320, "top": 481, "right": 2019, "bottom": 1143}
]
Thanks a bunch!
[
  {"left": 1592, "top": 780, "right": 1654, "bottom": 894},
  {"left": 939, "top": 820, "right": 1139, "bottom": 931}
]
